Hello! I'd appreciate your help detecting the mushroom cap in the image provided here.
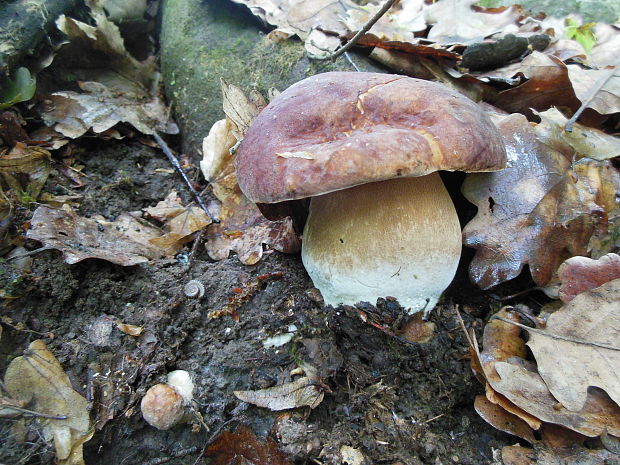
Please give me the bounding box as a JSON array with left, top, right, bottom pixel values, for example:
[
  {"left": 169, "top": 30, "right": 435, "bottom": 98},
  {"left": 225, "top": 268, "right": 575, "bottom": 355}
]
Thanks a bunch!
[
  {"left": 141, "top": 383, "right": 185, "bottom": 430},
  {"left": 235, "top": 72, "right": 506, "bottom": 204}
]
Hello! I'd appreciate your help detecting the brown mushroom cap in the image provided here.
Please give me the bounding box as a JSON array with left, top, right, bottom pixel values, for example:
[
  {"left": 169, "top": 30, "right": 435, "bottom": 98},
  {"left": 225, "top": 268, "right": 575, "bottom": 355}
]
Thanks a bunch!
[{"left": 235, "top": 72, "right": 506, "bottom": 204}]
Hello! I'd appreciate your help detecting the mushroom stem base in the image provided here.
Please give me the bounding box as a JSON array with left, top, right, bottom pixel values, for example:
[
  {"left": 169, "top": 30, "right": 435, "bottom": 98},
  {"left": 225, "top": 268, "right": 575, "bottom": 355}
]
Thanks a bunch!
[{"left": 301, "top": 173, "right": 462, "bottom": 314}]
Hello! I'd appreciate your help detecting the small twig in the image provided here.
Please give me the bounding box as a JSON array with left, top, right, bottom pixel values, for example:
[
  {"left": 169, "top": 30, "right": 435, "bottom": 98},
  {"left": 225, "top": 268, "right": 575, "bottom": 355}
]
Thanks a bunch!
[
  {"left": 325, "top": 0, "right": 399, "bottom": 60},
  {"left": 5, "top": 246, "right": 56, "bottom": 261},
  {"left": 344, "top": 51, "right": 361, "bottom": 72},
  {"left": 153, "top": 132, "right": 219, "bottom": 223},
  {"left": 492, "top": 315, "right": 620, "bottom": 352},
  {"left": 565, "top": 58, "right": 620, "bottom": 132},
  {"left": 0, "top": 404, "right": 68, "bottom": 420}
]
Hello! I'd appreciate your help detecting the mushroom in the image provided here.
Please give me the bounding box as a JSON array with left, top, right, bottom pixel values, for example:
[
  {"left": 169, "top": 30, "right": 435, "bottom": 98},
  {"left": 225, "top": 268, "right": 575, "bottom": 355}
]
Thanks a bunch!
[
  {"left": 235, "top": 72, "right": 506, "bottom": 313},
  {"left": 141, "top": 370, "right": 194, "bottom": 430}
]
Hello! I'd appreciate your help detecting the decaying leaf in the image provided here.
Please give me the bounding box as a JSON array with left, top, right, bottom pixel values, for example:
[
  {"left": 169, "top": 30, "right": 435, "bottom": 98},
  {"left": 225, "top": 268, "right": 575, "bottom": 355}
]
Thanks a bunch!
[
  {"left": 473, "top": 307, "right": 620, "bottom": 438},
  {"left": 4, "top": 340, "right": 93, "bottom": 465},
  {"left": 527, "top": 278, "right": 620, "bottom": 412},
  {"left": 463, "top": 111, "right": 620, "bottom": 289},
  {"left": 566, "top": 64, "right": 620, "bottom": 115},
  {"left": 205, "top": 424, "right": 292, "bottom": 465},
  {"left": 148, "top": 206, "right": 212, "bottom": 255},
  {"left": 557, "top": 253, "right": 620, "bottom": 302},
  {"left": 116, "top": 320, "right": 143, "bottom": 336},
  {"left": 26, "top": 205, "right": 165, "bottom": 265},
  {"left": 39, "top": 2, "right": 177, "bottom": 138},
  {"left": 142, "top": 191, "right": 186, "bottom": 222},
  {"left": 424, "top": 0, "right": 523, "bottom": 45},
  {"left": 234, "top": 376, "right": 324, "bottom": 411},
  {"left": 202, "top": 91, "right": 301, "bottom": 265},
  {"left": 205, "top": 186, "right": 301, "bottom": 265},
  {"left": 41, "top": 81, "right": 176, "bottom": 138},
  {"left": 220, "top": 79, "right": 267, "bottom": 140},
  {"left": 0, "top": 143, "right": 51, "bottom": 207}
]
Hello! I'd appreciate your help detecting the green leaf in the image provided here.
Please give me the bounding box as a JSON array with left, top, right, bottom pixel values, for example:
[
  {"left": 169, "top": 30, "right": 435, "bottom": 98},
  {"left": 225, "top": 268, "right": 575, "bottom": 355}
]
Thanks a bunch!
[
  {"left": 0, "top": 67, "right": 36, "bottom": 109},
  {"left": 566, "top": 18, "right": 597, "bottom": 52}
]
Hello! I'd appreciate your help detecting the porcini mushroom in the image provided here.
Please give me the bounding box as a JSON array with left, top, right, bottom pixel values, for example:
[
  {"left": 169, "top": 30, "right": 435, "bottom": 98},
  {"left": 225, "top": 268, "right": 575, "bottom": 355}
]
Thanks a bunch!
[{"left": 235, "top": 72, "right": 506, "bottom": 313}]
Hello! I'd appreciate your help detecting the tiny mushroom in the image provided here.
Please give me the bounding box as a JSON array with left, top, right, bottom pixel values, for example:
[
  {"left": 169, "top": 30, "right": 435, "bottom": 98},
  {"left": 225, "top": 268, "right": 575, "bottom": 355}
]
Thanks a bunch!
[
  {"left": 141, "top": 370, "right": 194, "bottom": 430},
  {"left": 235, "top": 72, "right": 506, "bottom": 314}
]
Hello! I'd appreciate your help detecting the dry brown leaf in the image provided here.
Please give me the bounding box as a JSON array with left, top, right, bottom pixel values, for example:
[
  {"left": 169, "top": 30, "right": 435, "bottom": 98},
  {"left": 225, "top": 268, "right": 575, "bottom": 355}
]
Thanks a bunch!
[
  {"left": 142, "top": 191, "right": 186, "bottom": 222},
  {"left": 527, "top": 279, "right": 620, "bottom": 412},
  {"left": 149, "top": 206, "right": 212, "bottom": 255},
  {"left": 234, "top": 376, "right": 324, "bottom": 411},
  {"left": 202, "top": 91, "right": 301, "bottom": 265},
  {"left": 501, "top": 445, "right": 536, "bottom": 465},
  {"left": 493, "top": 52, "right": 581, "bottom": 116},
  {"left": 205, "top": 424, "right": 292, "bottom": 465},
  {"left": 566, "top": 64, "right": 620, "bottom": 115},
  {"left": 205, "top": 185, "right": 301, "bottom": 265},
  {"left": 41, "top": 82, "right": 176, "bottom": 138},
  {"left": 424, "top": 0, "right": 523, "bottom": 45},
  {"left": 463, "top": 112, "right": 620, "bottom": 289},
  {"left": 4, "top": 340, "right": 92, "bottom": 465},
  {"left": 473, "top": 308, "right": 620, "bottom": 438},
  {"left": 220, "top": 80, "right": 267, "bottom": 140},
  {"left": 116, "top": 321, "right": 143, "bottom": 336},
  {"left": 26, "top": 205, "right": 165, "bottom": 265},
  {"left": 557, "top": 253, "right": 620, "bottom": 302},
  {"left": 0, "top": 394, "right": 26, "bottom": 418},
  {"left": 0, "top": 143, "right": 51, "bottom": 204},
  {"left": 474, "top": 395, "right": 536, "bottom": 443},
  {"left": 40, "top": 2, "right": 177, "bottom": 138},
  {"left": 534, "top": 108, "right": 620, "bottom": 161}
]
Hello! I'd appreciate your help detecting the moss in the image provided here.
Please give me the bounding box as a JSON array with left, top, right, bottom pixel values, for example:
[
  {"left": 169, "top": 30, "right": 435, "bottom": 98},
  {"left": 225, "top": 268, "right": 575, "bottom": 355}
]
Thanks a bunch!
[{"left": 160, "top": 0, "right": 386, "bottom": 157}]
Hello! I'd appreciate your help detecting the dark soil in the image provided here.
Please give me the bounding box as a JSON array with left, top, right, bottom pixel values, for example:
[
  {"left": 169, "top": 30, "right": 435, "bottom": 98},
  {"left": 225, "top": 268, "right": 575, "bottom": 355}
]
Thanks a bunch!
[{"left": 0, "top": 139, "right": 515, "bottom": 465}]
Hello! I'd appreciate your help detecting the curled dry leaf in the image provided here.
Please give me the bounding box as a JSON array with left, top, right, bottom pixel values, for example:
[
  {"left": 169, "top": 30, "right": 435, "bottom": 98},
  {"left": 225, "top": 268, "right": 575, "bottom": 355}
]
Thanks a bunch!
[
  {"left": 148, "top": 206, "right": 212, "bottom": 255},
  {"left": 116, "top": 320, "right": 143, "bottom": 336},
  {"left": 26, "top": 205, "right": 164, "bottom": 265},
  {"left": 474, "top": 307, "right": 620, "bottom": 438},
  {"left": 463, "top": 111, "right": 620, "bottom": 289},
  {"left": 41, "top": 81, "right": 176, "bottom": 138},
  {"left": 234, "top": 375, "right": 324, "bottom": 411},
  {"left": 41, "top": 3, "right": 177, "bottom": 138},
  {"left": 4, "top": 340, "right": 92, "bottom": 465},
  {"left": 557, "top": 253, "right": 620, "bottom": 303},
  {"left": 202, "top": 89, "right": 301, "bottom": 265},
  {"left": 527, "top": 278, "right": 620, "bottom": 412},
  {"left": 0, "top": 143, "right": 52, "bottom": 204}
]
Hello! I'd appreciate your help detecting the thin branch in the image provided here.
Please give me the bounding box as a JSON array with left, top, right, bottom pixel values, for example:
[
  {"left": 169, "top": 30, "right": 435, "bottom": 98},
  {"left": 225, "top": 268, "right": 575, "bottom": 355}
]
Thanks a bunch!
[
  {"left": 564, "top": 57, "right": 620, "bottom": 132},
  {"left": 153, "top": 132, "right": 219, "bottom": 223},
  {"left": 325, "top": 0, "right": 399, "bottom": 60},
  {"left": 492, "top": 315, "right": 620, "bottom": 352},
  {"left": 0, "top": 403, "right": 68, "bottom": 420}
]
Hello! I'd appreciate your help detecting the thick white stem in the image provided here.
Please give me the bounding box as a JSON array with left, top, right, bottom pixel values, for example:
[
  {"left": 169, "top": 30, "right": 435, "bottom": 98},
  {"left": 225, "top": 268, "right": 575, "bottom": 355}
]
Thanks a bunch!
[{"left": 301, "top": 173, "right": 462, "bottom": 313}]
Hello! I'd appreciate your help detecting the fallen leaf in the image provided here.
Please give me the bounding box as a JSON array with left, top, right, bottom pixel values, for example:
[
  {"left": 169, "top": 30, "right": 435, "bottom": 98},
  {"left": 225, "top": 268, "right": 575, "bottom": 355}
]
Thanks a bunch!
[
  {"left": 0, "top": 394, "right": 26, "bottom": 418},
  {"left": 424, "top": 0, "right": 523, "bottom": 45},
  {"left": 557, "top": 253, "right": 620, "bottom": 302},
  {"left": 149, "top": 206, "right": 212, "bottom": 255},
  {"left": 205, "top": 424, "right": 292, "bottom": 465},
  {"left": 474, "top": 395, "right": 536, "bottom": 443},
  {"left": 41, "top": 81, "right": 176, "bottom": 138},
  {"left": 475, "top": 309, "right": 620, "bottom": 438},
  {"left": 526, "top": 279, "right": 620, "bottom": 412},
  {"left": 4, "top": 340, "right": 92, "bottom": 465},
  {"left": 492, "top": 52, "right": 581, "bottom": 116},
  {"left": 205, "top": 186, "right": 301, "bottom": 265},
  {"left": 116, "top": 321, "right": 143, "bottom": 336},
  {"left": 0, "top": 143, "right": 51, "bottom": 205},
  {"left": 39, "top": 2, "right": 177, "bottom": 138},
  {"left": 566, "top": 64, "right": 620, "bottom": 115},
  {"left": 142, "top": 191, "right": 186, "bottom": 222},
  {"left": 202, "top": 95, "right": 301, "bottom": 265},
  {"left": 26, "top": 205, "right": 165, "bottom": 265},
  {"left": 463, "top": 112, "right": 620, "bottom": 289},
  {"left": 234, "top": 376, "right": 324, "bottom": 411},
  {"left": 220, "top": 80, "right": 267, "bottom": 140}
]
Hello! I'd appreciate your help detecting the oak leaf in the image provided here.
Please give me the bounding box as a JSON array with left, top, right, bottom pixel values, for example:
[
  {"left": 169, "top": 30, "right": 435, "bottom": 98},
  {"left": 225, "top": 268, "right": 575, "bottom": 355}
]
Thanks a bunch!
[
  {"left": 463, "top": 111, "right": 620, "bottom": 289},
  {"left": 527, "top": 278, "right": 620, "bottom": 412},
  {"left": 557, "top": 253, "right": 620, "bottom": 302}
]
